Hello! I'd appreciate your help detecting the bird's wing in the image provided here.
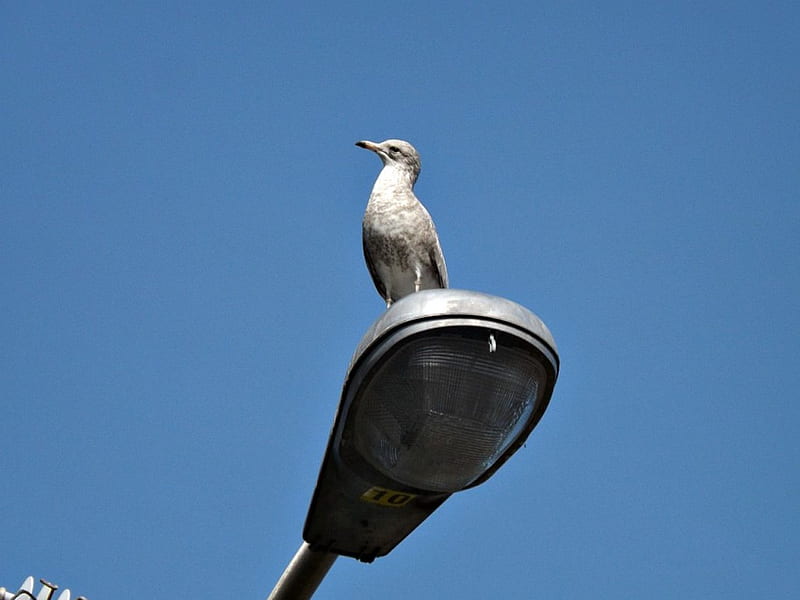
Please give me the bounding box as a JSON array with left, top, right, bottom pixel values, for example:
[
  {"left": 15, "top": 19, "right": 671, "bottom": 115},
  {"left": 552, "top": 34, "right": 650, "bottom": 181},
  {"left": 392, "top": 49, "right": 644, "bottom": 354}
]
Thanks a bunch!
[
  {"left": 362, "top": 234, "right": 388, "bottom": 301},
  {"left": 430, "top": 240, "right": 449, "bottom": 288}
]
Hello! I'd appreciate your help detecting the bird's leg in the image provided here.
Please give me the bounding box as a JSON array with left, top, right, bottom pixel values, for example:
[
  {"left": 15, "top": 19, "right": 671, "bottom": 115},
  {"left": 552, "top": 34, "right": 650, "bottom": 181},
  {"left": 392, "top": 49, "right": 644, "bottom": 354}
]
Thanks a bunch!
[
  {"left": 414, "top": 267, "right": 422, "bottom": 293},
  {"left": 386, "top": 298, "right": 393, "bottom": 309}
]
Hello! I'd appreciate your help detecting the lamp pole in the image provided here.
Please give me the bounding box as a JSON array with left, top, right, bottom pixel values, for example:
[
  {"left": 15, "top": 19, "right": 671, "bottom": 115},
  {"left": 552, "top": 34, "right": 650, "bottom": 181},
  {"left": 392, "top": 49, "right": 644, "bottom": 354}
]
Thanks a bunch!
[{"left": 266, "top": 543, "right": 337, "bottom": 600}]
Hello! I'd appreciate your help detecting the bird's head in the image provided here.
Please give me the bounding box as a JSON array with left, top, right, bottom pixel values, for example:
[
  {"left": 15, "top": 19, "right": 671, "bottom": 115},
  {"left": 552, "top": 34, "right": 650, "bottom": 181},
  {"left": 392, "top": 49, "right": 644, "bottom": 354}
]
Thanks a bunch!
[{"left": 356, "top": 139, "right": 421, "bottom": 185}]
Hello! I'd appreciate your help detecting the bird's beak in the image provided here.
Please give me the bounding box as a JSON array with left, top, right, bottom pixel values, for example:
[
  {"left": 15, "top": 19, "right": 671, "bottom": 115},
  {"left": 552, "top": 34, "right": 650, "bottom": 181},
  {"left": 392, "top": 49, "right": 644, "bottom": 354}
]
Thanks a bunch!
[{"left": 355, "top": 140, "right": 381, "bottom": 153}]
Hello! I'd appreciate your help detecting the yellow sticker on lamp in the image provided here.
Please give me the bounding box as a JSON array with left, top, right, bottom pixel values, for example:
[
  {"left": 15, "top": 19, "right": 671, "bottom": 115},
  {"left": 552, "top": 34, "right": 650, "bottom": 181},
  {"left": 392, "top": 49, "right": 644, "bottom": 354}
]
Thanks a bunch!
[{"left": 360, "top": 486, "right": 416, "bottom": 507}]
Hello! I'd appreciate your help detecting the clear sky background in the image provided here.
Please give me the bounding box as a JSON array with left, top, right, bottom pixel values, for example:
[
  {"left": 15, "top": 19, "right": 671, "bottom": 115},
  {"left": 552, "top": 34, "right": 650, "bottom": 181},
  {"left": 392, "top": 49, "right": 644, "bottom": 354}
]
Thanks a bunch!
[{"left": 2, "top": 2, "right": 798, "bottom": 598}]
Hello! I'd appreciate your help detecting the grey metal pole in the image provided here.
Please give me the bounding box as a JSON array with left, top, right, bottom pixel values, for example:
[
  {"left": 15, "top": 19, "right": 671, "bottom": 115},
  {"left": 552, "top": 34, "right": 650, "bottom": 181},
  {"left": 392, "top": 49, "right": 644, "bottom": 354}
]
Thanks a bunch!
[{"left": 267, "top": 542, "right": 338, "bottom": 600}]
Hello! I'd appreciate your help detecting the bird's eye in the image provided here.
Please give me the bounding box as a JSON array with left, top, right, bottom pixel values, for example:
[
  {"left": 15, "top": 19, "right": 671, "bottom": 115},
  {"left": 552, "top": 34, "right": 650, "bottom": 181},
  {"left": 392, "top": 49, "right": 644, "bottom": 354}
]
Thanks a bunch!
[{"left": 389, "top": 145, "right": 400, "bottom": 154}]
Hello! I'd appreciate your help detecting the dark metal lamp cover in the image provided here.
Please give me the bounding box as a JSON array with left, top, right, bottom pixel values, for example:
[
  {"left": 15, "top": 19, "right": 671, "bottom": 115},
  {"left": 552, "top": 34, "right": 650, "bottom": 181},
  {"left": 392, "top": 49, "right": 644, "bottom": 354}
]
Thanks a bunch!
[{"left": 303, "top": 289, "right": 559, "bottom": 562}]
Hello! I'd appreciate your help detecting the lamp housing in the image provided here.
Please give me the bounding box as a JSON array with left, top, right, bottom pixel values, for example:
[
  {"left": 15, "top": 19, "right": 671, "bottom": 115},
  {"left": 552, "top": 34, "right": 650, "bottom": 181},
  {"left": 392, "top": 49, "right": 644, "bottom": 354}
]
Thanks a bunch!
[{"left": 303, "top": 289, "right": 558, "bottom": 561}]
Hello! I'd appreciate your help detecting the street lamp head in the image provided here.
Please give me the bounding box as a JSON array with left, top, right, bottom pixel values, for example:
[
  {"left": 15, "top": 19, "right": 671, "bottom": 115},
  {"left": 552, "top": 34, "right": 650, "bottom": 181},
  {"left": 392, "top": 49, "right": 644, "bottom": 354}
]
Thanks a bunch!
[{"left": 303, "top": 289, "right": 559, "bottom": 561}]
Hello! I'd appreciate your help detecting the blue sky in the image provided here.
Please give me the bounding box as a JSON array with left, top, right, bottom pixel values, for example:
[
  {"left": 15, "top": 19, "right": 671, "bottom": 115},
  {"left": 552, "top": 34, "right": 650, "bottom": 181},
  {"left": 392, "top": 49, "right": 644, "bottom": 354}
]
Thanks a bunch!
[{"left": 2, "top": 2, "right": 798, "bottom": 598}]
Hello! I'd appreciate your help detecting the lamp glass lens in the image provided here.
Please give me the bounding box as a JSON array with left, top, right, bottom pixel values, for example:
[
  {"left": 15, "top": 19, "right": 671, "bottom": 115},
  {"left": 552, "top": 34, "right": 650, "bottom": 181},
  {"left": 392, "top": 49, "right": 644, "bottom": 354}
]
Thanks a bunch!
[{"left": 348, "top": 329, "right": 545, "bottom": 492}]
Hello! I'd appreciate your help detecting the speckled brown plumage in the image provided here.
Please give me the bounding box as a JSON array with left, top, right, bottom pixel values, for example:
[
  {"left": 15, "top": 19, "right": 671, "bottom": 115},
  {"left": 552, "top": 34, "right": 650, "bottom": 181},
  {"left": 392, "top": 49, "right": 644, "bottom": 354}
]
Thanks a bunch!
[{"left": 356, "top": 139, "right": 448, "bottom": 307}]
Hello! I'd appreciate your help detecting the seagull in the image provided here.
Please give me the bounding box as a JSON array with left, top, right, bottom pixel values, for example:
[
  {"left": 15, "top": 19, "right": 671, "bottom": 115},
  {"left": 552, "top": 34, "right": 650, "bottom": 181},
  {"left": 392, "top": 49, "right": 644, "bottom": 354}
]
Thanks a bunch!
[{"left": 356, "top": 139, "right": 448, "bottom": 307}]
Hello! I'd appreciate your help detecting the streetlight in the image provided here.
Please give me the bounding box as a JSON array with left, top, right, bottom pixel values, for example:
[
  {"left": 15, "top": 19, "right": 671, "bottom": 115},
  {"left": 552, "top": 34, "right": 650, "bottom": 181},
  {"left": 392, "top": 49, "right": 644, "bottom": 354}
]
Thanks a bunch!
[{"left": 268, "top": 289, "right": 559, "bottom": 599}]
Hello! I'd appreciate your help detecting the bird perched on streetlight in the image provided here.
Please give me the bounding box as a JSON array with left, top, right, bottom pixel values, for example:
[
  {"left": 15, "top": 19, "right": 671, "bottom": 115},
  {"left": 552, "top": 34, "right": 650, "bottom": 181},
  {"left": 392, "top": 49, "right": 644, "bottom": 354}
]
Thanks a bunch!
[{"left": 356, "top": 139, "right": 448, "bottom": 308}]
